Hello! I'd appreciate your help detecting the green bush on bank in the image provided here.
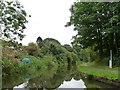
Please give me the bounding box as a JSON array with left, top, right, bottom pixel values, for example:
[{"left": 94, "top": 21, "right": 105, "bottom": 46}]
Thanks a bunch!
[
  {"left": 77, "top": 47, "right": 119, "bottom": 68},
  {"left": 2, "top": 38, "right": 78, "bottom": 77},
  {"left": 2, "top": 57, "right": 20, "bottom": 75},
  {"left": 112, "top": 55, "right": 120, "bottom": 67},
  {"left": 2, "top": 53, "right": 58, "bottom": 76},
  {"left": 96, "top": 55, "right": 120, "bottom": 67},
  {"left": 25, "top": 42, "right": 40, "bottom": 56},
  {"left": 79, "top": 47, "right": 98, "bottom": 62}
]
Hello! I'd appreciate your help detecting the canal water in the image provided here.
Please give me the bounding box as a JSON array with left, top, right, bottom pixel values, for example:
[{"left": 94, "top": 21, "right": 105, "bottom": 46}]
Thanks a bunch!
[{"left": 2, "top": 65, "right": 118, "bottom": 89}]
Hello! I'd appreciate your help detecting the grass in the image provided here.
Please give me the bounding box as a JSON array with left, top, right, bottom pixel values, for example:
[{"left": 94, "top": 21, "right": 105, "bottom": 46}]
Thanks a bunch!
[
  {"left": 78, "top": 61, "right": 119, "bottom": 71},
  {"left": 77, "top": 62, "right": 119, "bottom": 80}
]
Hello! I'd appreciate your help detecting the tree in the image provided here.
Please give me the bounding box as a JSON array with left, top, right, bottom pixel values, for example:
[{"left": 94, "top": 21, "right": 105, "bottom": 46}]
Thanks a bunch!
[
  {"left": 49, "top": 44, "right": 58, "bottom": 55},
  {"left": 36, "top": 36, "right": 43, "bottom": 48},
  {"left": 26, "top": 42, "right": 39, "bottom": 56},
  {"left": 42, "top": 38, "right": 61, "bottom": 54},
  {"left": 63, "top": 44, "right": 73, "bottom": 52},
  {"left": 66, "top": 2, "right": 120, "bottom": 58},
  {"left": 43, "top": 38, "right": 61, "bottom": 45},
  {"left": 0, "top": 0, "right": 29, "bottom": 41}
]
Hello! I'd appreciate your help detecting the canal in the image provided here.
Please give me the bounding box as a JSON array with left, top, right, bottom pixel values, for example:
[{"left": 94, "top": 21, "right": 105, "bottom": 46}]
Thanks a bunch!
[{"left": 2, "top": 65, "right": 117, "bottom": 89}]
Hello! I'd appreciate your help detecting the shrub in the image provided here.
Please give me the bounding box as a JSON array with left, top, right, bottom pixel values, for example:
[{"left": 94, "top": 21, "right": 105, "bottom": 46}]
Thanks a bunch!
[
  {"left": 80, "top": 47, "right": 97, "bottom": 62},
  {"left": 26, "top": 42, "right": 40, "bottom": 56},
  {"left": 71, "top": 52, "right": 79, "bottom": 64},
  {"left": 113, "top": 55, "right": 120, "bottom": 67},
  {"left": 2, "top": 47, "right": 16, "bottom": 59},
  {"left": 2, "top": 57, "right": 20, "bottom": 75},
  {"left": 63, "top": 44, "right": 73, "bottom": 52}
]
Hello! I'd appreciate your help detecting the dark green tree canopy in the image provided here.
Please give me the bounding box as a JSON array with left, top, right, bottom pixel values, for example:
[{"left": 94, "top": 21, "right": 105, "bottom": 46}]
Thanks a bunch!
[
  {"left": 63, "top": 44, "right": 73, "bottom": 52},
  {"left": 43, "top": 38, "right": 61, "bottom": 45},
  {"left": 66, "top": 2, "right": 120, "bottom": 56},
  {"left": 0, "top": 0, "right": 29, "bottom": 41}
]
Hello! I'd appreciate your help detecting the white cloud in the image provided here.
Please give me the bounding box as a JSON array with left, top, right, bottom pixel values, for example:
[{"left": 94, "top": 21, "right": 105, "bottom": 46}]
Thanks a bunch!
[{"left": 14, "top": 0, "right": 77, "bottom": 45}]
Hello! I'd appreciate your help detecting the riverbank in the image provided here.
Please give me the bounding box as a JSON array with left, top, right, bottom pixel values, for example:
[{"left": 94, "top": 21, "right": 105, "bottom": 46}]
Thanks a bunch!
[
  {"left": 2, "top": 52, "right": 59, "bottom": 76},
  {"left": 77, "top": 62, "right": 120, "bottom": 87},
  {"left": 79, "top": 71, "right": 120, "bottom": 87}
]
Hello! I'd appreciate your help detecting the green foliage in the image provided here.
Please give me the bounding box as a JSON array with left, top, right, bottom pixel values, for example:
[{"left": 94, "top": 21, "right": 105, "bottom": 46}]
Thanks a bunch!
[
  {"left": 49, "top": 44, "right": 59, "bottom": 55},
  {"left": 63, "top": 44, "right": 73, "bottom": 52},
  {"left": 72, "top": 44, "right": 82, "bottom": 60},
  {"left": 26, "top": 42, "right": 40, "bottom": 56},
  {"left": 43, "top": 38, "right": 61, "bottom": 45},
  {"left": 2, "top": 52, "right": 58, "bottom": 76},
  {"left": 1, "top": 40, "right": 13, "bottom": 47},
  {"left": 0, "top": 0, "right": 29, "bottom": 41},
  {"left": 71, "top": 52, "right": 79, "bottom": 62},
  {"left": 49, "top": 44, "right": 64, "bottom": 56},
  {"left": 66, "top": 2, "right": 120, "bottom": 59},
  {"left": 36, "top": 37, "right": 79, "bottom": 66},
  {"left": 2, "top": 58, "right": 79, "bottom": 89},
  {"left": 95, "top": 55, "right": 120, "bottom": 67},
  {"left": 1, "top": 40, "right": 20, "bottom": 49},
  {"left": 112, "top": 55, "right": 120, "bottom": 67},
  {"left": 80, "top": 47, "right": 98, "bottom": 62},
  {"left": 2, "top": 37, "right": 79, "bottom": 78},
  {"left": 40, "top": 47, "right": 48, "bottom": 55},
  {"left": 2, "top": 57, "right": 20, "bottom": 75},
  {"left": 2, "top": 47, "right": 18, "bottom": 59}
]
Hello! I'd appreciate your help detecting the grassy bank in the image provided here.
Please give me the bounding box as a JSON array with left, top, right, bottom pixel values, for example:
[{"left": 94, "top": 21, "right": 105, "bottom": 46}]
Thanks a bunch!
[
  {"left": 77, "top": 61, "right": 119, "bottom": 80},
  {"left": 78, "top": 65, "right": 118, "bottom": 80}
]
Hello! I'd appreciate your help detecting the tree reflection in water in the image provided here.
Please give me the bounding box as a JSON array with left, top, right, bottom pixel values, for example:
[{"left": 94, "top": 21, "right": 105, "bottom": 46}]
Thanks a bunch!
[{"left": 2, "top": 64, "right": 117, "bottom": 89}]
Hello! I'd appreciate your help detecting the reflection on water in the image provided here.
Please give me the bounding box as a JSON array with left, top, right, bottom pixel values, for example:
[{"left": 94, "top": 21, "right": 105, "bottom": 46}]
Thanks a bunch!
[
  {"left": 13, "top": 81, "right": 28, "bottom": 89},
  {"left": 59, "top": 78, "right": 86, "bottom": 88},
  {"left": 13, "top": 78, "right": 86, "bottom": 89},
  {"left": 2, "top": 65, "right": 118, "bottom": 89}
]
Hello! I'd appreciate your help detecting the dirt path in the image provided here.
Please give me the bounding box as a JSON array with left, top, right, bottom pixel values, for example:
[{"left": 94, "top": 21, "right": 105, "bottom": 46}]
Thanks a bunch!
[{"left": 83, "top": 66, "right": 118, "bottom": 73}]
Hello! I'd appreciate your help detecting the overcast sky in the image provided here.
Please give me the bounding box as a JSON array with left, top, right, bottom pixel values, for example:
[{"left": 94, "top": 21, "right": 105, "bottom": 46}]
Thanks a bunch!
[{"left": 13, "top": 0, "right": 77, "bottom": 45}]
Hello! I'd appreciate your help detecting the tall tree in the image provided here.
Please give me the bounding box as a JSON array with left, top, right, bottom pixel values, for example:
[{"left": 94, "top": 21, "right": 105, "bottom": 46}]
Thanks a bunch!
[
  {"left": 0, "top": 0, "right": 29, "bottom": 41},
  {"left": 66, "top": 2, "right": 120, "bottom": 57}
]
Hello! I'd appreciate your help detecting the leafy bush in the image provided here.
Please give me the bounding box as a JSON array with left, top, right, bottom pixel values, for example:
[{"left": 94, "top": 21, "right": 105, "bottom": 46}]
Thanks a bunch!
[
  {"left": 43, "top": 38, "right": 61, "bottom": 45},
  {"left": 49, "top": 44, "right": 58, "bottom": 55},
  {"left": 100, "top": 55, "right": 120, "bottom": 67},
  {"left": 113, "top": 55, "right": 120, "bottom": 67},
  {"left": 2, "top": 47, "right": 17, "bottom": 59},
  {"left": 2, "top": 53, "right": 58, "bottom": 76},
  {"left": 26, "top": 42, "right": 40, "bottom": 56},
  {"left": 71, "top": 52, "right": 79, "bottom": 63},
  {"left": 80, "top": 47, "right": 97, "bottom": 62},
  {"left": 63, "top": 44, "right": 73, "bottom": 52},
  {"left": 2, "top": 57, "right": 20, "bottom": 75}
]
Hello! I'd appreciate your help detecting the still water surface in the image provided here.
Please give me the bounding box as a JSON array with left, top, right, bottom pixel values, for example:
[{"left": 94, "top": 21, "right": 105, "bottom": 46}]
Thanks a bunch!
[
  {"left": 13, "top": 78, "right": 86, "bottom": 89},
  {"left": 2, "top": 65, "right": 117, "bottom": 89}
]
